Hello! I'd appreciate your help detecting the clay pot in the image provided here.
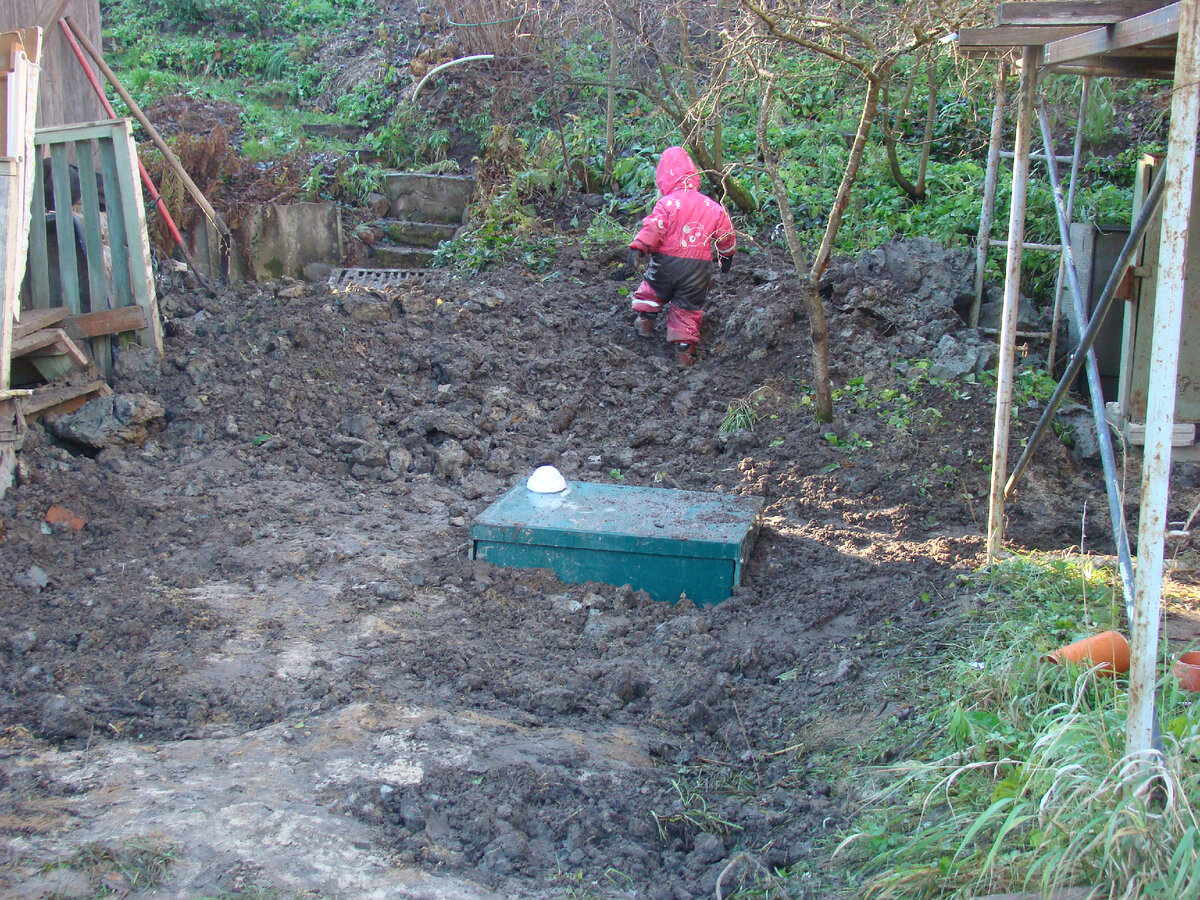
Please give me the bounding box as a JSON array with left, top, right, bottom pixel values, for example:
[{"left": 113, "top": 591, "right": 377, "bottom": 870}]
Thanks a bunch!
[
  {"left": 1173, "top": 651, "right": 1200, "bottom": 692},
  {"left": 1046, "top": 630, "right": 1130, "bottom": 675}
]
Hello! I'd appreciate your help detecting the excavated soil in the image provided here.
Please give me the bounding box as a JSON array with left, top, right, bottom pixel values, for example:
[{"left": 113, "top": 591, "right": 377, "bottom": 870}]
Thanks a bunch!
[{"left": 2, "top": 233, "right": 1199, "bottom": 899}]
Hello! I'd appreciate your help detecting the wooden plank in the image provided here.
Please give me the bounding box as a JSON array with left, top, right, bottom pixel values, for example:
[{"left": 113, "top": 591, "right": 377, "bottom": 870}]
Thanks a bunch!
[
  {"left": 10, "top": 326, "right": 88, "bottom": 366},
  {"left": 1048, "top": 53, "right": 1177, "bottom": 75},
  {"left": 0, "top": 1, "right": 104, "bottom": 130},
  {"left": 75, "top": 137, "right": 106, "bottom": 312},
  {"left": 109, "top": 120, "right": 161, "bottom": 354},
  {"left": 96, "top": 135, "right": 131, "bottom": 313},
  {"left": 26, "top": 150, "right": 49, "bottom": 308},
  {"left": 996, "top": 1, "right": 1173, "bottom": 25},
  {"left": 958, "top": 25, "right": 1095, "bottom": 48},
  {"left": 21, "top": 373, "right": 109, "bottom": 418},
  {"left": 12, "top": 305, "right": 67, "bottom": 340},
  {"left": 67, "top": 304, "right": 145, "bottom": 338},
  {"left": 1042, "top": 2, "right": 1180, "bottom": 65},
  {"left": 0, "top": 158, "right": 16, "bottom": 394},
  {"left": 48, "top": 141, "right": 81, "bottom": 313},
  {"left": 34, "top": 118, "right": 127, "bottom": 143},
  {"left": 10, "top": 327, "right": 61, "bottom": 356}
]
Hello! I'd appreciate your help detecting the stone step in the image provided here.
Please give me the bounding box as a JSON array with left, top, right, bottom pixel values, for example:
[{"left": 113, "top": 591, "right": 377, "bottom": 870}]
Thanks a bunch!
[
  {"left": 382, "top": 172, "right": 475, "bottom": 225},
  {"left": 370, "top": 244, "right": 437, "bottom": 268},
  {"left": 380, "top": 220, "right": 458, "bottom": 248}
]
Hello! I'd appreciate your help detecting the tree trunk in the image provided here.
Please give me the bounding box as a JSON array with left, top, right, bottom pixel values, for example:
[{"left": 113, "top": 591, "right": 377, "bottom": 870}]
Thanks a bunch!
[
  {"left": 810, "top": 72, "right": 883, "bottom": 286},
  {"left": 604, "top": 13, "right": 617, "bottom": 184},
  {"left": 880, "top": 66, "right": 923, "bottom": 202},
  {"left": 758, "top": 83, "right": 833, "bottom": 422},
  {"left": 915, "top": 58, "right": 937, "bottom": 197}
]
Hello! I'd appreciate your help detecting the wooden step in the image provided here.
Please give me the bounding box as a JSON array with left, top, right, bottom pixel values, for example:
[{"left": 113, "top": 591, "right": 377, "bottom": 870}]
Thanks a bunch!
[{"left": 22, "top": 375, "right": 112, "bottom": 419}]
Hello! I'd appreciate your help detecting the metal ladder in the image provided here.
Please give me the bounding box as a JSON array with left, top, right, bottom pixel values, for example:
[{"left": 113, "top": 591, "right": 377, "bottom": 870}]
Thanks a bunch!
[{"left": 971, "top": 60, "right": 1093, "bottom": 370}]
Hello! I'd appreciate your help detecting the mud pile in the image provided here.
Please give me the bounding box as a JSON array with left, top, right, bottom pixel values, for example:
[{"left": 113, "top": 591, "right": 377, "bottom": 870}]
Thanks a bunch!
[{"left": 0, "top": 238, "right": 1132, "bottom": 898}]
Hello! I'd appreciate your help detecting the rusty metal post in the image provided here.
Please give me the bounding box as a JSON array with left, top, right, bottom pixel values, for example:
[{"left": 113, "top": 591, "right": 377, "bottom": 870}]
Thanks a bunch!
[
  {"left": 1127, "top": 0, "right": 1200, "bottom": 760},
  {"left": 987, "top": 48, "right": 1039, "bottom": 564}
]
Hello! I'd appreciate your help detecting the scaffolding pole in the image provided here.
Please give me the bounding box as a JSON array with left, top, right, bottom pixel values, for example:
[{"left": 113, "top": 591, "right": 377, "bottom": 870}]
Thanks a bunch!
[
  {"left": 987, "top": 47, "right": 1040, "bottom": 564},
  {"left": 1127, "top": 0, "right": 1200, "bottom": 760}
]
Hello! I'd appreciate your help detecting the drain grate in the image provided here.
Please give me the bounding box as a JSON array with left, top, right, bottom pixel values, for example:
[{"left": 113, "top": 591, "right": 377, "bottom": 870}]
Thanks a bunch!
[{"left": 327, "top": 267, "right": 441, "bottom": 289}]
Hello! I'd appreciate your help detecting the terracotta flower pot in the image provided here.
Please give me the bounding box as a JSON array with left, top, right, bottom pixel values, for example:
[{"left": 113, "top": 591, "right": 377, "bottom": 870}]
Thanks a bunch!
[
  {"left": 1046, "top": 630, "right": 1130, "bottom": 675},
  {"left": 1173, "top": 651, "right": 1200, "bottom": 692}
]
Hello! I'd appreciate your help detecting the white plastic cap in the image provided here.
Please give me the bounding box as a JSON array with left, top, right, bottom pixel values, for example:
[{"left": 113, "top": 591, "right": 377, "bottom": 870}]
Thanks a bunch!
[{"left": 526, "top": 465, "right": 567, "bottom": 493}]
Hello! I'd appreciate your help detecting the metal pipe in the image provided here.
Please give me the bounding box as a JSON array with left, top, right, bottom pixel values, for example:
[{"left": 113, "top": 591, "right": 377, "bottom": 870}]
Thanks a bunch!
[
  {"left": 64, "top": 17, "right": 232, "bottom": 248},
  {"left": 987, "top": 48, "right": 1038, "bottom": 563},
  {"left": 1005, "top": 162, "right": 1167, "bottom": 497},
  {"left": 1033, "top": 101, "right": 1135, "bottom": 617},
  {"left": 972, "top": 60, "right": 1009, "bottom": 326},
  {"left": 57, "top": 19, "right": 210, "bottom": 289},
  {"left": 1048, "top": 76, "right": 1092, "bottom": 371},
  {"left": 1128, "top": 0, "right": 1200, "bottom": 761}
]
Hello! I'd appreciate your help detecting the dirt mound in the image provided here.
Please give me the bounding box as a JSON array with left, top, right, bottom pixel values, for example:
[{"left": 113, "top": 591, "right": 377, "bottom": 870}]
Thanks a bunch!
[{"left": 1, "top": 237, "right": 1172, "bottom": 897}]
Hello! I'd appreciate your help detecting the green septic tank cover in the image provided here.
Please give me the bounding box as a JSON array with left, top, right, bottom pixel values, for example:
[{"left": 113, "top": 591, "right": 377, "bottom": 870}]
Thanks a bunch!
[{"left": 470, "top": 480, "right": 763, "bottom": 605}]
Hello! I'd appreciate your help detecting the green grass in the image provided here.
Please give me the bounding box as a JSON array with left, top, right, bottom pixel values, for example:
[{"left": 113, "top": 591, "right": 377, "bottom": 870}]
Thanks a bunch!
[{"left": 836, "top": 553, "right": 1200, "bottom": 899}]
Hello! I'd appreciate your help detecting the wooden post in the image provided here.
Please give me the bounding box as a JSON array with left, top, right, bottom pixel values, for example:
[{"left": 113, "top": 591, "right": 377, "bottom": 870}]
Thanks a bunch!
[
  {"left": 1127, "top": 0, "right": 1200, "bottom": 760},
  {"left": 987, "top": 47, "right": 1039, "bottom": 564}
]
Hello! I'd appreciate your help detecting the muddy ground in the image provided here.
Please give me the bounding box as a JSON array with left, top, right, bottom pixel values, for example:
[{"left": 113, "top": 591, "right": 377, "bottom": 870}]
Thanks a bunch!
[{"left": 2, "top": 231, "right": 1198, "bottom": 899}]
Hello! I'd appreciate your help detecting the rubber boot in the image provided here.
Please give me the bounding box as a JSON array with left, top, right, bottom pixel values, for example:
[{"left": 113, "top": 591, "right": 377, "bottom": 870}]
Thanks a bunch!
[
  {"left": 675, "top": 342, "right": 696, "bottom": 367},
  {"left": 635, "top": 314, "right": 655, "bottom": 337}
]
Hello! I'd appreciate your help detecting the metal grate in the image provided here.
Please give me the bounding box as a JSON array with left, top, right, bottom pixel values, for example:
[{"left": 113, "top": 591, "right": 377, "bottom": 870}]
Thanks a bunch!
[{"left": 327, "top": 267, "right": 441, "bottom": 289}]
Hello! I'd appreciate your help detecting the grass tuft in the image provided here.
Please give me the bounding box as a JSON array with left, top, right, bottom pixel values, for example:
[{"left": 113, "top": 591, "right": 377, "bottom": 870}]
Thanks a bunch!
[{"left": 838, "top": 553, "right": 1200, "bottom": 899}]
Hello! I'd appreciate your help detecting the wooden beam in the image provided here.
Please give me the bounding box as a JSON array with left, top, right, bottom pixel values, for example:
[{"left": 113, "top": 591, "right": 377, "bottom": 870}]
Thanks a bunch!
[
  {"left": 10, "top": 327, "right": 89, "bottom": 366},
  {"left": 67, "top": 305, "right": 147, "bottom": 338},
  {"left": 1048, "top": 61, "right": 1178, "bottom": 77},
  {"left": 997, "top": 1, "right": 1173, "bottom": 25},
  {"left": 37, "top": 0, "right": 72, "bottom": 31},
  {"left": 958, "top": 25, "right": 1095, "bottom": 49},
  {"left": 1042, "top": 2, "right": 1180, "bottom": 65},
  {"left": 12, "top": 306, "right": 69, "bottom": 341},
  {"left": 21, "top": 375, "right": 110, "bottom": 418}
]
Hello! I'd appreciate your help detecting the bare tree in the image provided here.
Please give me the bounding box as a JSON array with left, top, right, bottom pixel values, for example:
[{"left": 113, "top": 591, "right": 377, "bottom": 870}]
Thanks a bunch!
[
  {"left": 608, "top": 0, "right": 760, "bottom": 211},
  {"left": 731, "top": 0, "right": 984, "bottom": 420}
]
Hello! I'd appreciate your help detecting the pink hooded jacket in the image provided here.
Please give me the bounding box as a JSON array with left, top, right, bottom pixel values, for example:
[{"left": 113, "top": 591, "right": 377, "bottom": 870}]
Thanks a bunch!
[{"left": 630, "top": 147, "right": 736, "bottom": 262}]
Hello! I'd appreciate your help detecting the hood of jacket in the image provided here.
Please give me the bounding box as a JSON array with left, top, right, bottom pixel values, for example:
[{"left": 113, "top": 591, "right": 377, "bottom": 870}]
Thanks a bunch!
[{"left": 655, "top": 146, "right": 700, "bottom": 195}]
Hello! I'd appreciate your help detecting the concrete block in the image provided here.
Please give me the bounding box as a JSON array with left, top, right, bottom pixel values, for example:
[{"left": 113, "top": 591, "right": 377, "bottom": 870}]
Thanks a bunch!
[
  {"left": 383, "top": 173, "right": 475, "bottom": 224},
  {"left": 243, "top": 202, "right": 344, "bottom": 281}
]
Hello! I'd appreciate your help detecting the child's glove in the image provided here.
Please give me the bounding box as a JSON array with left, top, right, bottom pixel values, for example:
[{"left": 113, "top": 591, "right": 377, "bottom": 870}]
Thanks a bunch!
[
  {"left": 719, "top": 254, "right": 733, "bottom": 273},
  {"left": 628, "top": 248, "right": 646, "bottom": 268}
]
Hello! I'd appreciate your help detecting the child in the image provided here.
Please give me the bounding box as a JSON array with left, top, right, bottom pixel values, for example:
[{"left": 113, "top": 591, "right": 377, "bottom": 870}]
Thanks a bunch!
[{"left": 626, "top": 146, "right": 736, "bottom": 366}]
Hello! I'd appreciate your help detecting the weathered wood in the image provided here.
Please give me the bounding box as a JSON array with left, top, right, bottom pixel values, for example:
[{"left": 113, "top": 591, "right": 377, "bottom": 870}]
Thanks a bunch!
[
  {"left": 68, "top": 304, "right": 145, "bottom": 338},
  {"left": 1042, "top": 2, "right": 1180, "bottom": 66},
  {"left": 12, "top": 305, "right": 67, "bottom": 340},
  {"left": 10, "top": 326, "right": 88, "bottom": 365},
  {"left": 37, "top": 0, "right": 72, "bottom": 30},
  {"left": 0, "top": 0, "right": 102, "bottom": 129},
  {"left": 996, "top": 1, "right": 1173, "bottom": 25},
  {"left": 958, "top": 25, "right": 1095, "bottom": 48},
  {"left": 21, "top": 372, "right": 108, "bottom": 417}
]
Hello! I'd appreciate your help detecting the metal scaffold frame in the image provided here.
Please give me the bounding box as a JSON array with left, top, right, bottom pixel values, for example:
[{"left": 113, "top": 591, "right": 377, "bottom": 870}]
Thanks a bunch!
[{"left": 959, "top": 0, "right": 1199, "bottom": 761}]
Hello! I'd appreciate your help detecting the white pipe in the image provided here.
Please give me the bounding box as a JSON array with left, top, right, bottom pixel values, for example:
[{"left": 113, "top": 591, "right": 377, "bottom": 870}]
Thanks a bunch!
[
  {"left": 411, "top": 54, "right": 495, "bottom": 103},
  {"left": 987, "top": 48, "right": 1039, "bottom": 564},
  {"left": 1127, "top": 0, "right": 1200, "bottom": 760}
]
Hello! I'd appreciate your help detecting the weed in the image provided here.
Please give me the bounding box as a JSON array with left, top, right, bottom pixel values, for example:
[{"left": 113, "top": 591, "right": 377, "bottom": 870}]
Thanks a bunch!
[
  {"left": 722, "top": 386, "right": 776, "bottom": 434},
  {"left": 44, "top": 839, "right": 175, "bottom": 895},
  {"left": 652, "top": 777, "right": 744, "bottom": 840},
  {"left": 608, "top": 468, "right": 625, "bottom": 481}
]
